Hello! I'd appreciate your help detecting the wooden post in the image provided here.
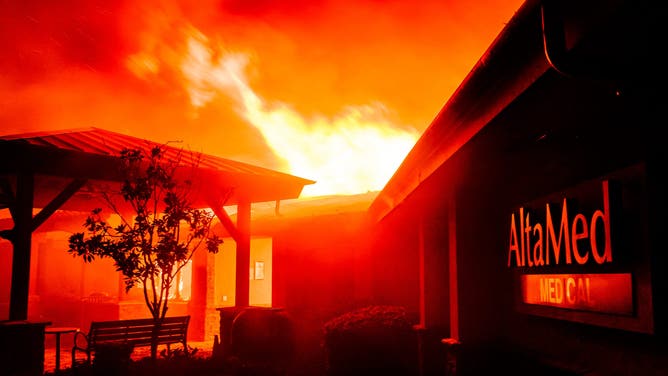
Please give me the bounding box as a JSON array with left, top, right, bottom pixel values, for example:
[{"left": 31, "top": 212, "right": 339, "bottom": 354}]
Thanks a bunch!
[
  {"left": 235, "top": 200, "right": 251, "bottom": 307},
  {"left": 9, "top": 172, "right": 34, "bottom": 321}
]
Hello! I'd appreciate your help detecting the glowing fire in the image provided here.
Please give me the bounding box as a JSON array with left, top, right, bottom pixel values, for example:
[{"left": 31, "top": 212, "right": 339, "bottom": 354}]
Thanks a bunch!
[{"left": 127, "top": 26, "right": 418, "bottom": 197}]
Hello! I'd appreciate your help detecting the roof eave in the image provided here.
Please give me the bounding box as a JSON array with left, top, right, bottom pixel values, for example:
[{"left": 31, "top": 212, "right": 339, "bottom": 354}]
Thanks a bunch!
[
  {"left": 373, "top": 0, "right": 651, "bottom": 223},
  {"left": 368, "top": 0, "right": 550, "bottom": 223}
]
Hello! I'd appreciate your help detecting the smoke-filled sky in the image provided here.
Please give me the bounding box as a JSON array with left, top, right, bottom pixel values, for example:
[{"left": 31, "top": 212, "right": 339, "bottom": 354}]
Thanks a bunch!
[{"left": 1, "top": 0, "right": 523, "bottom": 196}]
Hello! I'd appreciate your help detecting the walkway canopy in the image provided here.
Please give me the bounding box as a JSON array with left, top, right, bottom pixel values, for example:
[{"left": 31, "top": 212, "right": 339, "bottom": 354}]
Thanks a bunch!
[{"left": 0, "top": 127, "right": 315, "bottom": 320}]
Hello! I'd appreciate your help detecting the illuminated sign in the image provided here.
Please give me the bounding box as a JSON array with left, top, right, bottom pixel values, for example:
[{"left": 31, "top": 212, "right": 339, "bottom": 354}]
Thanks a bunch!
[
  {"left": 521, "top": 273, "right": 633, "bottom": 315},
  {"left": 508, "top": 180, "right": 612, "bottom": 268},
  {"left": 509, "top": 165, "right": 653, "bottom": 333}
]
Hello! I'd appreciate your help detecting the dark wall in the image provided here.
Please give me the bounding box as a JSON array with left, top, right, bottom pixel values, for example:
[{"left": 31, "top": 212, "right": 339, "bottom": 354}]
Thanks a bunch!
[
  {"left": 368, "top": 203, "right": 420, "bottom": 315},
  {"left": 367, "top": 178, "right": 454, "bottom": 376},
  {"left": 419, "top": 58, "right": 666, "bottom": 374},
  {"left": 272, "top": 211, "right": 371, "bottom": 317},
  {"left": 269, "top": 211, "right": 374, "bottom": 376},
  {"left": 422, "top": 209, "right": 451, "bottom": 332},
  {"left": 0, "top": 240, "right": 11, "bottom": 320}
]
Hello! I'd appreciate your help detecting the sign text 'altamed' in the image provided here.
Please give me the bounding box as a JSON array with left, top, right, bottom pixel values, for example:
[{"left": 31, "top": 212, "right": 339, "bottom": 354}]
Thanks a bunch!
[{"left": 508, "top": 180, "right": 613, "bottom": 269}]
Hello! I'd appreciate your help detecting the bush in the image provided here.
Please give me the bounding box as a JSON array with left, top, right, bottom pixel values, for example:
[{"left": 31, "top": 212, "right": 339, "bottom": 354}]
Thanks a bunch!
[{"left": 322, "top": 305, "right": 417, "bottom": 376}]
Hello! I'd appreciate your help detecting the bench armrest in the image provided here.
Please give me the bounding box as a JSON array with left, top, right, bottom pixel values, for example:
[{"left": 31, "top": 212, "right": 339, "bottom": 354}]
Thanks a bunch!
[{"left": 71, "top": 331, "right": 91, "bottom": 365}]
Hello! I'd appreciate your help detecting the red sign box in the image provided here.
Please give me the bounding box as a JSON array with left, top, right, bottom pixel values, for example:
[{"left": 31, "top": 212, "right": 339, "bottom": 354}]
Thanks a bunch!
[{"left": 521, "top": 273, "right": 633, "bottom": 315}]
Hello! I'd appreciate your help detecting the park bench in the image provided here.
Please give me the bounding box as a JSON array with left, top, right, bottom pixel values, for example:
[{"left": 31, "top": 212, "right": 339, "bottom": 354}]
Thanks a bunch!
[{"left": 71, "top": 315, "right": 190, "bottom": 365}]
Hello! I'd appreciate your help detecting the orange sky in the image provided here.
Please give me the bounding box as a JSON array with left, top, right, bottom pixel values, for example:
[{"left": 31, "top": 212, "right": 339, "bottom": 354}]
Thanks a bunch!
[{"left": 1, "top": 0, "right": 524, "bottom": 196}]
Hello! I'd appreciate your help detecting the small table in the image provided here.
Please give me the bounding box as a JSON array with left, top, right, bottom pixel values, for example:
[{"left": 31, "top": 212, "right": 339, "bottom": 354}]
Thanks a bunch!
[{"left": 45, "top": 327, "right": 79, "bottom": 373}]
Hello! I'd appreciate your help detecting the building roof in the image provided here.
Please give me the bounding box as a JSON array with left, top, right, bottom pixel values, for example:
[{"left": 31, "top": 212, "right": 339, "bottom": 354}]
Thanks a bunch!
[
  {"left": 0, "top": 127, "right": 315, "bottom": 212},
  {"left": 211, "top": 191, "right": 377, "bottom": 236},
  {"left": 368, "top": 0, "right": 647, "bottom": 222}
]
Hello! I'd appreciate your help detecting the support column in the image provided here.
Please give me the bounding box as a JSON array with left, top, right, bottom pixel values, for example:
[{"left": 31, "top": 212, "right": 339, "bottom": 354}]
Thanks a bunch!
[
  {"left": 235, "top": 200, "right": 251, "bottom": 307},
  {"left": 190, "top": 244, "right": 208, "bottom": 340},
  {"left": 448, "top": 194, "right": 458, "bottom": 340},
  {"left": 9, "top": 173, "right": 34, "bottom": 321}
]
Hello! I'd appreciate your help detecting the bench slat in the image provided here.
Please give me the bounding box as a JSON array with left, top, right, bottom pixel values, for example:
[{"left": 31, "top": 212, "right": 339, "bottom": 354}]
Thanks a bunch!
[
  {"left": 91, "top": 325, "right": 186, "bottom": 335},
  {"left": 91, "top": 335, "right": 185, "bottom": 344},
  {"left": 91, "top": 333, "right": 184, "bottom": 344},
  {"left": 89, "top": 317, "right": 187, "bottom": 328}
]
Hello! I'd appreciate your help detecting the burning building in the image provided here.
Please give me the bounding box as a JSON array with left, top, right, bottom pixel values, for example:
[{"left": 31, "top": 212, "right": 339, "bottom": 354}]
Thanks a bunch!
[
  {"left": 365, "top": 0, "right": 664, "bottom": 374},
  {"left": 1, "top": 0, "right": 663, "bottom": 375}
]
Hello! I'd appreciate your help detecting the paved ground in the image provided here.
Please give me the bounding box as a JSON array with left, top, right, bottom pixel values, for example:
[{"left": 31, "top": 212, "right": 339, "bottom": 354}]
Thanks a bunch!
[{"left": 43, "top": 339, "right": 215, "bottom": 374}]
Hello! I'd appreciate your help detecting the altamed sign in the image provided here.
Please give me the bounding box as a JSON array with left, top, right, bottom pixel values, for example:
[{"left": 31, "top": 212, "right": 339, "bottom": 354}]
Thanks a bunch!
[
  {"left": 508, "top": 180, "right": 634, "bottom": 315},
  {"left": 508, "top": 181, "right": 612, "bottom": 268}
]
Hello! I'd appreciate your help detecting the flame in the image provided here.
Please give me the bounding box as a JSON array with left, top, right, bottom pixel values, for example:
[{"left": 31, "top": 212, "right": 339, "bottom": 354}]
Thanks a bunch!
[{"left": 127, "top": 26, "right": 418, "bottom": 197}]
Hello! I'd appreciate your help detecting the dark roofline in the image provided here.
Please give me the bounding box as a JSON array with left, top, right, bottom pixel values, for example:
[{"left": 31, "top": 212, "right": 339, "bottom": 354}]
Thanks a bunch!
[
  {"left": 368, "top": 0, "right": 636, "bottom": 222},
  {"left": 368, "top": 0, "right": 546, "bottom": 222}
]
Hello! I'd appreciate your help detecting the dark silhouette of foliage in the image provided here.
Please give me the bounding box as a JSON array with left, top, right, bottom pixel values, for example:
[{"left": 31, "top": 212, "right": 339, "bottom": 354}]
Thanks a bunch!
[{"left": 322, "top": 305, "right": 417, "bottom": 376}]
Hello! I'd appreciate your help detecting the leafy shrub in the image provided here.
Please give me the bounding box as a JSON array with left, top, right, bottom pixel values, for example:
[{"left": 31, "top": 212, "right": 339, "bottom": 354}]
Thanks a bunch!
[
  {"left": 159, "top": 345, "right": 199, "bottom": 361},
  {"left": 322, "top": 305, "right": 417, "bottom": 376}
]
